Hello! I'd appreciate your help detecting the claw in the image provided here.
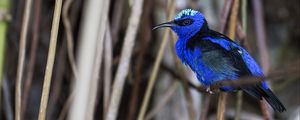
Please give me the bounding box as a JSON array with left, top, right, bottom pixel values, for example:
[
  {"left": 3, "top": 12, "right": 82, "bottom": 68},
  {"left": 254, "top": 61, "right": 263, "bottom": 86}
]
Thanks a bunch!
[{"left": 206, "top": 87, "right": 214, "bottom": 94}]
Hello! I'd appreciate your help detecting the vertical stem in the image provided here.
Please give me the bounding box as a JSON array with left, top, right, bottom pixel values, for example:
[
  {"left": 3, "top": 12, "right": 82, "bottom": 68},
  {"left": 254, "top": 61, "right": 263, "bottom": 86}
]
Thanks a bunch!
[
  {"left": 144, "top": 81, "right": 179, "bottom": 120},
  {"left": 252, "top": 0, "right": 270, "bottom": 73},
  {"left": 200, "top": 94, "right": 211, "bottom": 120},
  {"left": 228, "top": 0, "right": 240, "bottom": 39},
  {"left": 219, "top": 0, "right": 233, "bottom": 33},
  {"left": 105, "top": 0, "right": 144, "bottom": 119},
  {"left": 62, "top": 0, "right": 78, "bottom": 80},
  {"left": 210, "top": 1, "right": 233, "bottom": 120},
  {"left": 86, "top": 0, "right": 110, "bottom": 119},
  {"left": 38, "top": 0, "right": 62, "bottom": 119},
  {"left": 234, "top": 91, "right": 243, "bottom": 120},
  {"left": 111, "top": 0, "right": 125, "bottom": 45},
  {"left": 217, "top": 0, "right": 239, "bottom": 120},
  {"left": 69, "top": 0, "right": 105, "bottom": 118},
  {"left": 235, "top": 1, "right": 246, "bottom": 120},
  {"left": 252, "top": 0, "right": 272, "bottom": 119},
  {"left": 22, "top": 0, "right": 41, "bottom": 118},
  {"left": 15, "top": 0, "right": 32, "bottom": 119},
  {"left": 103, "top": 23, "right": 113, "bottom": 119},
  {"left": 137, "top": 1, "right": 175, "bottom": 119},
  {"left": 127, "top": 0, "right": 152, "bottom": 119},
  {"left": 241, "top": 0, "right": 247, "bottom": 34},
  {"left": 216, "top": 93, "right": 228, "bottom": 120}
]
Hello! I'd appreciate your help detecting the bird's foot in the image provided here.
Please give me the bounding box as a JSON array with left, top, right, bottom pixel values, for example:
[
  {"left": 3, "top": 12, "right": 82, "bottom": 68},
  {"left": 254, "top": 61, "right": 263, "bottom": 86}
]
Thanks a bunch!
[{"left": 206, "top": 87, "right": 214, "bottom": 94}]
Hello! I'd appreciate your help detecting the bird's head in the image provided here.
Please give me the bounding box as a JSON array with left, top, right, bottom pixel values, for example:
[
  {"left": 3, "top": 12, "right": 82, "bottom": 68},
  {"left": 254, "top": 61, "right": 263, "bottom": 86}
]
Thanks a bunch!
[{"left": 153, "top": 9, "right": 207, "bottom": 39}]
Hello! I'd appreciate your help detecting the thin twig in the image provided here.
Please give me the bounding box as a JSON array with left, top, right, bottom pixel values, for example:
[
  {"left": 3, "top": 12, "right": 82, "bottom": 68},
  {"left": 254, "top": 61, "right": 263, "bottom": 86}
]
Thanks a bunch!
[
  {"left": 209, "top": 65, "right": 299, "bottom": 90},
  {"left": 260, "top": 100, "right": 270, "bottom": 120},
  {"left": 144, "top": 81, "right": 179, "bottom": 120},
  {"left": 50, "top": 41, "right": 67, "bottom": 120},
  {"left": 252, "top": 0, "right": 270, "bottom": 74},
  {"left": 51, "top": 0, "right": 82, "bottom": 118},
  {"left": 252, "top": 0, "right": 272, "bottom": 119},
  {"left": 235, "top": 91, "right": 243, "bottom": 120},
  {"left": 228, "top": 0, "right": 240, "bottom": 39},
  {"left": 111, "top": 0, "right": 125, "bottom": 45},
  {"left": 218, "top": 0, "right": 233, "bottom": 33},
  {"left": 15, "top": 0, "right": 33, "bottom": 119},
  {"left": 105, "top": 0, "right": 144, "bottom": 119},
  {"left": 161, "top": 56, "right": 299, "bottom": 93},
  {"left": 38, "top": 0, "right": 63, "bottom": 119},
  {"left": 58, "top": 92, "right": 74, "bottom": 120},
  {"left": 217, "top": 92, "right": 228, "bottom": 120},
  {"left": 62, "top": 0, "right": 78, "bottom": 80},
  {"left": 217, "top": 0, "right": 239, "bottom": 119},
  {"left": 48, "top": 0, "right": 77, "bottom": 119},
  {"left": 103, "top": 22, "right": 113, "bottom": 119},
  {"left": 235, "top": 1, "right": 247, "bottom": 120},
  {"left": 127, "top": 0, "right": 152, "bottom": 119},
  {"left": 200, "top": 94, "right": 211, "bottom": 120},
  {"left": 137, "top": 1, "right": 175, "bottom": 119},
  {"left": 22, "top": 0, "right": 41, "bottom": 118}
]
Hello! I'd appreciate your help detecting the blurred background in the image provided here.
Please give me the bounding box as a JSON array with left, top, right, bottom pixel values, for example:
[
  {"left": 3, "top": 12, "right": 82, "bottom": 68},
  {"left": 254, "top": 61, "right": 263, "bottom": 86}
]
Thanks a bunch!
[{"left": 0, "top": 0, "right": 299, "bottom": 120}]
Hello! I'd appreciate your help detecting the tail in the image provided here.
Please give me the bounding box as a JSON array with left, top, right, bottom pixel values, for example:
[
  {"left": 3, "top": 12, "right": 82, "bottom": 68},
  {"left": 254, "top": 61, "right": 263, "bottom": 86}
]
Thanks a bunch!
[
  {"left": 262, "top": 88, "right": 286, "bottom": 112},
  {"left": 242, "top": 85, "right": 286, "bottom": 112}
]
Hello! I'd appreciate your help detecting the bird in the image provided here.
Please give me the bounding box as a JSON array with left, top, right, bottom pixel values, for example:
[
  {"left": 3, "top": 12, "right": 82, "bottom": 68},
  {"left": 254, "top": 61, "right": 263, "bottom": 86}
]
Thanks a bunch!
[{"left": 153, "top": 9, "right": 286, "bottom": 112}]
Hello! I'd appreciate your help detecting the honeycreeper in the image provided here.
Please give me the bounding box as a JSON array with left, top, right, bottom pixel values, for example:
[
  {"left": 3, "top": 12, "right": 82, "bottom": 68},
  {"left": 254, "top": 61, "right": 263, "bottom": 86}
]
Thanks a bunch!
[{"left": 153, "top": 9, "right": 286, "bottom": 112}]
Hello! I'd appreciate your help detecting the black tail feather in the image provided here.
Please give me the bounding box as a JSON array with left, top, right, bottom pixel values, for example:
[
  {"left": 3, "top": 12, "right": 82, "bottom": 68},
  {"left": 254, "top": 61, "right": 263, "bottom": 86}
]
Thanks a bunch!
[
  {"left": 242, "top": 85, "right": 286, "bottom": 112},
  {"left": 261, "top": 88, "right": 286, "bottom": 112}
]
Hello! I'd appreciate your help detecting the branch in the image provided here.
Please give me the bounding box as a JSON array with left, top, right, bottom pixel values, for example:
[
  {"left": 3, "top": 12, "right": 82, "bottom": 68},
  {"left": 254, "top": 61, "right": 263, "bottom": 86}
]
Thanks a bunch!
[{"left": 196, "top": 65, "right": 300, "bottom": 93}]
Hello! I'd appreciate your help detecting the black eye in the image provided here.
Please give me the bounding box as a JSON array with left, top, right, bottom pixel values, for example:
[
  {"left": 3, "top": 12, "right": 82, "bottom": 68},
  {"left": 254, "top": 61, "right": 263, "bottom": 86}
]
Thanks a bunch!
[{"left": 176, "top": 19, "right": 193, "bottom": 26}]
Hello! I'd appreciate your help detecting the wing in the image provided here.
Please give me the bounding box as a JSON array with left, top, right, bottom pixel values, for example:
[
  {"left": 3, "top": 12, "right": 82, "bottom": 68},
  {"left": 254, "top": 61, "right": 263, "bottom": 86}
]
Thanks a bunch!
[
  {"left": 200, "top": 30, "right": 285, "bottom": 112},
  {"left": 206, "top": 30, "right": 264, "bottom": 77}
]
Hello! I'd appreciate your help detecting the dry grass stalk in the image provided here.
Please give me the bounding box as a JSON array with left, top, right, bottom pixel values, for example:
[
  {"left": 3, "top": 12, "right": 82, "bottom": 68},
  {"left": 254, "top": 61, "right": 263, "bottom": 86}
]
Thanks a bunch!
[
  {"left": 217, "top": 0, "right": 240, "bottom": 119},
  {"left": 235, "top": 1, "right": 247, "bottom": 120},
  {"left": 38, "top": 0, "right": 63, "bottom": 119},
  {"left": 103, "top": 23, "right": 113, "bottom": 119},
  {"left": 69, "top": 0, "right": 106, "bottom": 118},
  {"left": 252, "top": 0, "right": 273, "bottom": 118},
  {"left": 137, "top": 1, "right": 176, "bottom": 119},
  {"left": 62, "top": 0, "right": 78, "bottom": 80},
  {"left": 217, "top": 92, "right": 228, "bottom": 120},
  {"left": 22, "top": 0, "right": 41, "bottom": 118},
  {"left": 144, "top": 81, "right": 179, "bottom": 120},
  {"left": 15, "top": 0, "right": 33, "bottom": 119},
  {"left": 86, "top": 0, "right": 110, "bottom": 118},
  {"left": 105, "top": 0, "right": 144, "bottom": 119}
]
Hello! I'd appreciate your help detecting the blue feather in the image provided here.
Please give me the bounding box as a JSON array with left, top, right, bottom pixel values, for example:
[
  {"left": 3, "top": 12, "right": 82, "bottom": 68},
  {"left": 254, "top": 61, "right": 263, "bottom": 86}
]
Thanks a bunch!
[{"left": 154, "top": 9, "right": 286, "bottom": 112}]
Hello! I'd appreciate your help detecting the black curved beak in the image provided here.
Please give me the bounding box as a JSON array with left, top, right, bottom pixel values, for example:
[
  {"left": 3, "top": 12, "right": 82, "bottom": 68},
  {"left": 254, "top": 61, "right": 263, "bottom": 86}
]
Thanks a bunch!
[{"left": 152, "top": 21, "right": 176, "bottom": 30}]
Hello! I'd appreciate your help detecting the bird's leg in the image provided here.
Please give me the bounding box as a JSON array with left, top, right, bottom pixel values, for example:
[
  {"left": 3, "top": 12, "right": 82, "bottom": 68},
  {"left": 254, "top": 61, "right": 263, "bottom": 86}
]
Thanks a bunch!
[{"left": 206, "top": 86, "right": 214, "bottom": 94}]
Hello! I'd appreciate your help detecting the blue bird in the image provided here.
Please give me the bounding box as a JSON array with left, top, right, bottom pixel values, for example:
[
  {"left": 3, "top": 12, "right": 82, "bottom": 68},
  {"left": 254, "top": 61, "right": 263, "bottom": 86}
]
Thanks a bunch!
[{"left": 153, "top": 9, "right": 286, "bottom": 112}]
